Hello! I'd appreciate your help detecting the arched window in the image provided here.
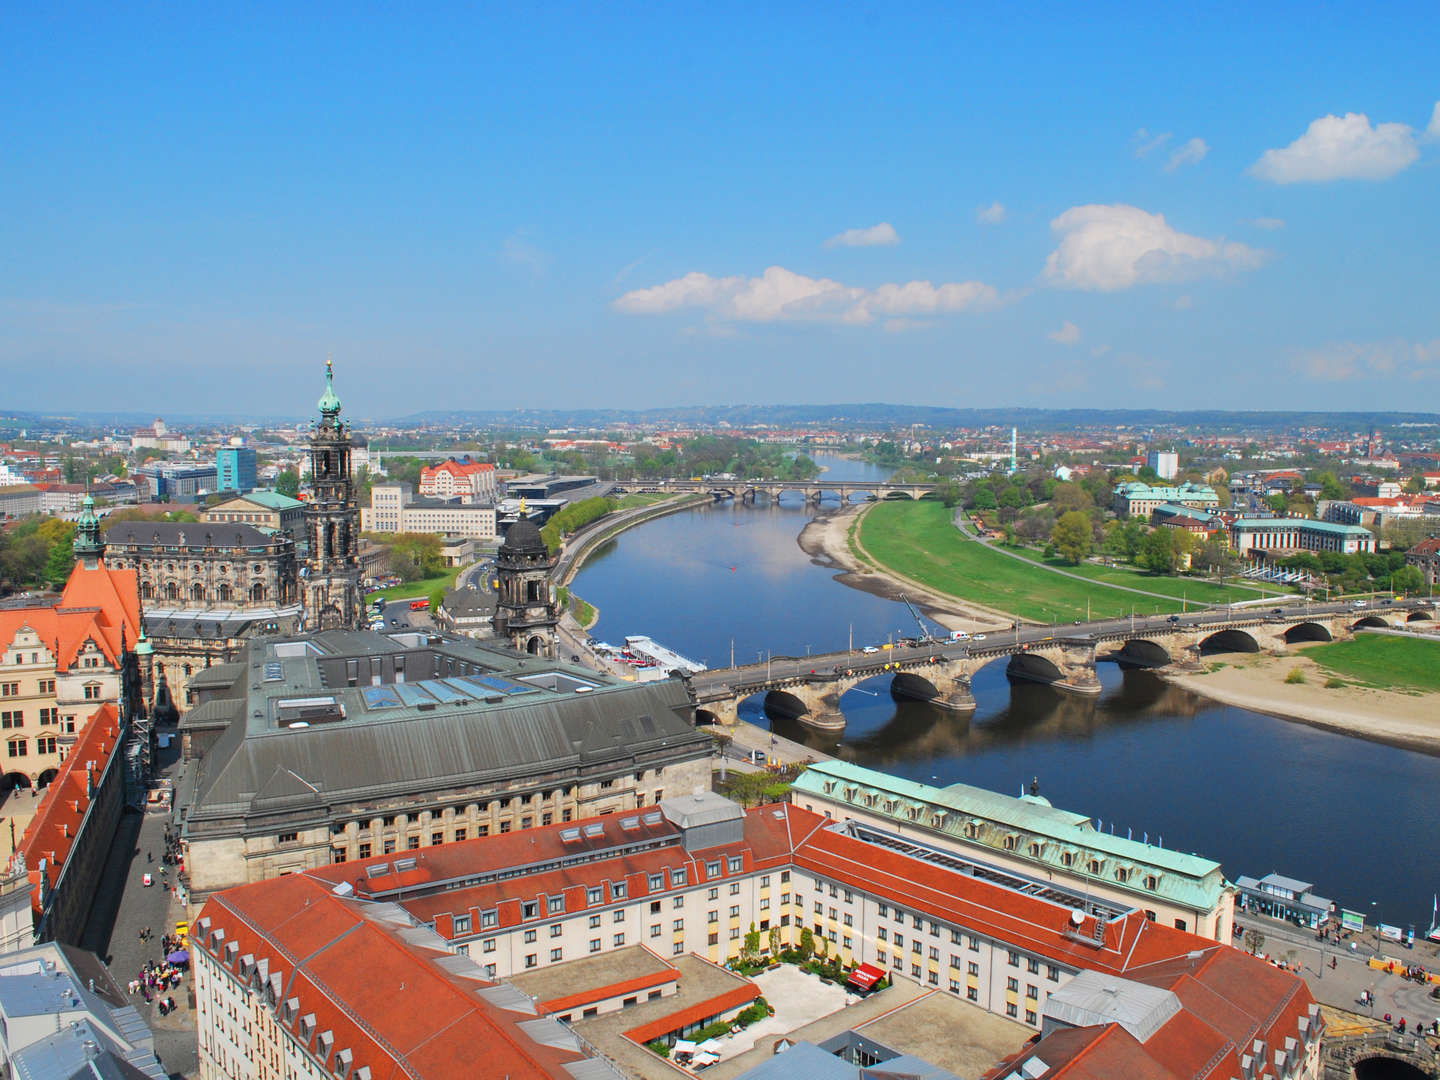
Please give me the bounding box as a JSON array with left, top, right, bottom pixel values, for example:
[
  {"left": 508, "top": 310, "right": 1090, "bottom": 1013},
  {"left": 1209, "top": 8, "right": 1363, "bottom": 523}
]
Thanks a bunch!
[
  {"left": 216, "top": 584, "right": 231, "bottom": 602},
  {"left": 1003, "top": 835, "right": 1017, "bottom": 851},
  {"left": 141, "top": 582, "right": 153, "bottom": 600},
  {"left": 1061, "top": 852, "right": 1074, "bottom": 868},
  {"left": 165, "top": 582, "right": 180, "bottom": 601},
  {"left": 190, "top": 583, "right": 205, "bottom": 602},
  {"left": 1116, "top": 867, "right": 1130, "bottom": 883},
  {"left": 251, "top": 583, "right": 267, "bottom": 602}
]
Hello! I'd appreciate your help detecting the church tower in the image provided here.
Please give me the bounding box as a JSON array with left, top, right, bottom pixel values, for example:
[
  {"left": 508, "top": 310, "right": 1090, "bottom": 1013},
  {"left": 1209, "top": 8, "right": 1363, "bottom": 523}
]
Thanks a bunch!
[
  {"left": 491, "top": 519, "right": 558, "bottom": 657},
  {"left": 304, "top": 358, "right": 364, "bottom": 631},
  {"left": 72, "top": 493, "right": 104, "bottom": 569}
]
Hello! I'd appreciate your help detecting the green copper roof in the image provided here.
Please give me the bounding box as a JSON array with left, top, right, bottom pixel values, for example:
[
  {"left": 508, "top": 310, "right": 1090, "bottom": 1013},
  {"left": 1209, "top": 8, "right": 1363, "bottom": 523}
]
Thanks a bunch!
[
  {"left": 240, "top": 491, "right": 305, "bottom": 511},
  {"left": 792, "top": 760, "right": 1227, "bottom": 913},
  {"left": 317, "top": 357, "right": 342, "bottom": 416}
]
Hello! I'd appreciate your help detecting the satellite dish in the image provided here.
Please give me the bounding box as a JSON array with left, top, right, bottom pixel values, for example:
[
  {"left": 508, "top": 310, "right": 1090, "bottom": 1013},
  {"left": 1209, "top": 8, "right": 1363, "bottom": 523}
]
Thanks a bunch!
[{"left": 1070, "top": 909, "right": 1085, "bottom": 926}]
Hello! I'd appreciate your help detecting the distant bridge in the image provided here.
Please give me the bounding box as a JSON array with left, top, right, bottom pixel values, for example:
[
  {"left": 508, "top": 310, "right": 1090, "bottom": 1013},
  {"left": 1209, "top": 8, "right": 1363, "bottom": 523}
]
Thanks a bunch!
[
  {"left": 685, "top": 600, "right": 1435, "bottom": 731},
  {"left": 617, "top": 478, "right": 939, "bottom": 504}
]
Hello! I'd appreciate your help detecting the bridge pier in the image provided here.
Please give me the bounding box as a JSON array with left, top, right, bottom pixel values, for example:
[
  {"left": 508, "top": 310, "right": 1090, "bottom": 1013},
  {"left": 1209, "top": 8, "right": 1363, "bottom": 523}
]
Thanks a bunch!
[{"left": 891, "top": 670, "right": 976, "bottom": 712}]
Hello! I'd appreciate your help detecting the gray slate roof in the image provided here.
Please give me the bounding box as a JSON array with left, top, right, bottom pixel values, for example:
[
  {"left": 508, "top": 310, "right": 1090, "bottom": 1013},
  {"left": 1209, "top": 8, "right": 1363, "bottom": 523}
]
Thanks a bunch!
[{"left": 104, "top": 520, "right": 279, "bottom": 547}]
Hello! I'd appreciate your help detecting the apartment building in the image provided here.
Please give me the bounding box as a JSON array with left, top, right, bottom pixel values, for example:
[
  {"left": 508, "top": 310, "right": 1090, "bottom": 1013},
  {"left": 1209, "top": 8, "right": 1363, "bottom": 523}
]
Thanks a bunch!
[
  {"left": 183, "top": 794, "right": 1327, "bottom": 1080},
  {"left": 360, "top": 482, "right": 498, "bottom": 539},
  {"left": 419, "top": 459, "right": 499, "bottom": 503}
]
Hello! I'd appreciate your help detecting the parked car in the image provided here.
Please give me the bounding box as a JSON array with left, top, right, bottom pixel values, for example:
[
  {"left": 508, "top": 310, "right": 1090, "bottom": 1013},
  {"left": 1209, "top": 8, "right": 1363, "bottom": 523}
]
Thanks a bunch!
[{"left": 973, "top": 633, "right": 988, "bottom": 641}]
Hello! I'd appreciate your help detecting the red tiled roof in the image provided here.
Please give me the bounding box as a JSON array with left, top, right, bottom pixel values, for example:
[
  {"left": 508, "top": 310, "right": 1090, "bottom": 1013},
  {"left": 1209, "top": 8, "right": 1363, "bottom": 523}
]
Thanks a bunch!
[
  {"left": 622, "top": 981, "right": 760, "bottom": 1045},
  {"left": 15, "top": 703, "right": 120, "bottom": 916},
  {"left": 0, "top": 560, "right": 141, "bottom": 672},
  {"left": 197, "top": 874, "right": 600, "bottom": 1079},
  {"left": 539, "top": 964, "right": 678, "bottom": 1016}
]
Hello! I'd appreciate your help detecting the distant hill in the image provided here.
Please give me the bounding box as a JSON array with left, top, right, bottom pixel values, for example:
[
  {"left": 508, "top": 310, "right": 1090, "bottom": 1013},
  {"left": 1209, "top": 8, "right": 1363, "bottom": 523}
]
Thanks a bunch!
[{"left": 393, "top": 404, "right": 1440, "bottom": 433}]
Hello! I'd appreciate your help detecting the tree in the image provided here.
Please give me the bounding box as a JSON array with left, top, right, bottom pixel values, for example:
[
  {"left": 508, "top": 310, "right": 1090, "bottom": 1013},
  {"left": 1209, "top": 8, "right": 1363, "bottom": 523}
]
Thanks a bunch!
[
  {"left": 768, "top": 927, "right": 781, "bottom": 958},
  {"left": 1391, "top": 565, "right": 1424, "bottom": 596},
  {"left": 742, "top": 922, "right": 761, "bottom": 963},
  {"left": 1138, "top": 527, "right": 1191, "bottom": 574},
  {"left": 1314, "top": 472, "right": 1348, "bottom": 501},
  {"left": 1242, "top": 928, "right": 1265, "bottom": 956},
  {"left": 1050, "top": 511, "right": 1094, "bottom": 565},
  {"left": 1051, "top": 482, "right": 1094, "bottom": 515},
  {"left": 275, "top": 469, "right": 300, "bottom": 498},
  {"left": 971, "top": 486, "right": 997, "bottom": 511},
  {"left": 797, "top": 928, "right": 815, "bottom": 961},
  {"left": 387, "top": 533, "right": 445, "bottom": 582},
  {"left": 1266, "top": 493, "right": 1289, "bottom": 515}
]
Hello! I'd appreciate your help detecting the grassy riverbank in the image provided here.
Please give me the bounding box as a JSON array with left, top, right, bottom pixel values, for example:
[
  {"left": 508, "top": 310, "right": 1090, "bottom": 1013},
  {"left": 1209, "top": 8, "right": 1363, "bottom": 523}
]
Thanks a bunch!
[
  {"left": 858, "top": 500, "right": 1191, "bottom": 622},
  {"left": 995, "top": 539, "right": 1277, "bottom": 607},
  {"left": 1301, "top": 634, "right": 1440, "bottom": 693}
]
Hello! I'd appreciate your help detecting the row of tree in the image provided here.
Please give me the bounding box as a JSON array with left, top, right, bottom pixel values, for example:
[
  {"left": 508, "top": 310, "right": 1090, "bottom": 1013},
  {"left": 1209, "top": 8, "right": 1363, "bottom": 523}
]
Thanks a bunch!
[{"left": 0, "top": 518, "right": 76, "bottom": 593}]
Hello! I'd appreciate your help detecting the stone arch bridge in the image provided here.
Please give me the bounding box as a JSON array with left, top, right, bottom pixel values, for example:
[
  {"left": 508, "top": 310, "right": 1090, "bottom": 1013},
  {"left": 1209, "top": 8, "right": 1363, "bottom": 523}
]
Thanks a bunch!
[
  {"left": 620, "top": 478, "right": 939, "bottom": 504},
  {"left": 688, "top": 602, "right": 1434, "bottom": 732}
]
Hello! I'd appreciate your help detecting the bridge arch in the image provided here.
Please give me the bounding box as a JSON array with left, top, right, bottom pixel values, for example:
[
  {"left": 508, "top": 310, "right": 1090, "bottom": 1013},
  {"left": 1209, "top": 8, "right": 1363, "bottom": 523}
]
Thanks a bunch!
[
  {"left": 1352, "top": 616, "right": 1391, "bottom": 631},
  {"left": 1006, "top": 651, "right": 1065, "bottom": 686},
  {"left": 1113, "top": 639, "right": 1173, "bottom": 667},
  {"left": 880, "top": 490, "right": 917, "bottom": 500},
  {"left": 762, "top": 689, "right": 811, "bottom": 722},
  {"left": 1282, "top": 621, "right": 1333, "bottom": 644},
  {"left": 1352, "top": 1053, "right": 1431, "bottom": 1079},
  {"left": 1407, "top": 608, "right": 1433, "bottom": 622},
  {"left": 1199, "top": 628, "right": 1260, "bottom": 655},
  {"left": 889, "top": 671, "right": 942, "bottom": 704}
]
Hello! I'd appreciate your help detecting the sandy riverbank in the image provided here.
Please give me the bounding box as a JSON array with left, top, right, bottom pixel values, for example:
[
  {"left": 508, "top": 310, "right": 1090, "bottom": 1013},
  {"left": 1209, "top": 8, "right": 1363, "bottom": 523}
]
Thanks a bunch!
[
  {"left": 797, "top": 503, "right": 1013, "bottom": 634},
  {"left": 1163, "top": 651, "right": 1440, "bottom": 755}
]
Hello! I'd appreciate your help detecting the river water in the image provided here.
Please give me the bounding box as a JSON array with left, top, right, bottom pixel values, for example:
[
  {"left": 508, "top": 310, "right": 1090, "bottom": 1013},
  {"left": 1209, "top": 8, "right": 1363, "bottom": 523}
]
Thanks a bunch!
[{"left": 571, "top": 455, "right": 1440, "bottom": 930}]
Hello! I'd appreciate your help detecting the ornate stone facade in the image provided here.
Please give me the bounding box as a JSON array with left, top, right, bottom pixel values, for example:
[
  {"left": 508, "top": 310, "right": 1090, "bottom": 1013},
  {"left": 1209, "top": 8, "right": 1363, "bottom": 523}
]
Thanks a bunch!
[
  {"left": 303, "top": 360, "right": 363, "bottom": 631},
  {"left": 491, "top": 519, "right": 558, "bottom": 656},
  {"left": 102, "top": 521, "right": 298, "bottom": 608}
]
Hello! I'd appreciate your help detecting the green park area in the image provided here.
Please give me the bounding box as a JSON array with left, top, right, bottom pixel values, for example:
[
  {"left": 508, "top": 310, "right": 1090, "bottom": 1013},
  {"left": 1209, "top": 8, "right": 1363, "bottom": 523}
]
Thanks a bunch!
[
  {"left": 363, "top": 570, "right": 458, "bottom": 606},
  {"left": 616, "top": 492, "right": 673, "bottom": 508},
  {"left": 996, "top": 539, "right": 1277, "bottom": 607},
  {"left": 855, "top": 500, "right": 1261, "bottom": 623},
  {"left": 1301, "top": 634, "right": 1440, "bottom": 693}
]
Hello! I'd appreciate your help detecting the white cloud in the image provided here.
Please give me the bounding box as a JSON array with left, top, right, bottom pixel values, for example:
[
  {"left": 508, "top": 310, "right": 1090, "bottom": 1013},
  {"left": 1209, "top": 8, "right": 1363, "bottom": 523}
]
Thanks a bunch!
[
  {"left": 976, "top": 201, "right": 1007, "bottom": 225},
  {"left": 1428, "top": 102, "right": 1440, "bottom": 138},
  {"left": 1047, "top": 321, "right": 1081, "bottom": 346},
  {"left": 1251, "top": 112, "right": 1420, "bottom": 183},
  {"left": 1290, "top": 339, "right": 1440, "bottom": 381},
  {"left": 1165, "top": 137, "right": 1209, "bottom": 172},
  {"left": 1042, "top": 204, "right": 1268, "bottom": 292},
  {"left": 1133, "top": 129, "right": 1172, "bottom": 158},
  {"left": 614, "top": 265, "right": 999, "bottom": 326},
  {"left": 1249, "top": 217, "right": 1286, "bottom": 231},
  {"left": 825, "top": 223, "right": 900, "bottom": 248}
]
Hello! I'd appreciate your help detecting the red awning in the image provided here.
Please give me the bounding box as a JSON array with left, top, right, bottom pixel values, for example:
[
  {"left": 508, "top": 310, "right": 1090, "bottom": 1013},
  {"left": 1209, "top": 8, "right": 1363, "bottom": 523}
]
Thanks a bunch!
[{"left": 846, "top": 963, "right": 885, "bottom": 990}]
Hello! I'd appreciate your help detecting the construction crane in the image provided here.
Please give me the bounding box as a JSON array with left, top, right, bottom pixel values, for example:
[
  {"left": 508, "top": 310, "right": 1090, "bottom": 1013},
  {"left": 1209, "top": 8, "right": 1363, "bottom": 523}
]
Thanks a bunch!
[{"left": 899, "top": 594, "right": 938, "bottom": 644}]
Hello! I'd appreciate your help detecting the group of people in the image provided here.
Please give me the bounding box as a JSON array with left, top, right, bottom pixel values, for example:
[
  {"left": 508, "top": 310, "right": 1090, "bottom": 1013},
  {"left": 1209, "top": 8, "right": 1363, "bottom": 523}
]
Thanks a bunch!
[
  {"left": 128, "top": 928, "right": 187, "bottom": 1017},
  {"left": 1377, "top": 1013, "right": 1439, "bottom": 1037}
]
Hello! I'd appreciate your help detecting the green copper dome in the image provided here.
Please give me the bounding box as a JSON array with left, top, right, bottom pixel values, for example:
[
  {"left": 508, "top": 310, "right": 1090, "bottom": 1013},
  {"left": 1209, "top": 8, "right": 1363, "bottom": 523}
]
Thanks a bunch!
[{"left": 317, "top": 356, "right": 342, "bottom": 416}]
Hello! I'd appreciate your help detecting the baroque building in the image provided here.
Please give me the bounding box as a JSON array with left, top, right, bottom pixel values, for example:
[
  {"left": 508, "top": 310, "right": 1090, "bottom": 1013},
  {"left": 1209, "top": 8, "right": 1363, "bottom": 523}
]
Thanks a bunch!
[
  {"left": 0, "top": 498, "right": 142, "bottom": 791},
  {"left": 303, "top": 359, "right": 363, "bottom": 631},
  {"left": 491, "top": 520, "right": 558, "bottom": 657}
]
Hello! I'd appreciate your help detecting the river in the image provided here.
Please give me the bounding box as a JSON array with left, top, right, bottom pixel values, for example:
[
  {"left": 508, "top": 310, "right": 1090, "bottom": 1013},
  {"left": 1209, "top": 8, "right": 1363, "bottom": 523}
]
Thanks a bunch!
[{"left": 571, "top": 455, "right": 1440, "bottom": 931}]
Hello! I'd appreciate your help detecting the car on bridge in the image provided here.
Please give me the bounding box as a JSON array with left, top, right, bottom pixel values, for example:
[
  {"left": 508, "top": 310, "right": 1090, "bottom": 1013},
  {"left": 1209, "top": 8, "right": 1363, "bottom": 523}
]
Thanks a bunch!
[{"left": 861, "top": 646, "right": 880, "bottom": 654}]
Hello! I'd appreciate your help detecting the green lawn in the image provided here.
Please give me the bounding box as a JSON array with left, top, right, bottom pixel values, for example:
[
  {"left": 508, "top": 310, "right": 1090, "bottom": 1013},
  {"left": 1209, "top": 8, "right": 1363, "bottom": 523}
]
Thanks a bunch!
[
  {"left": 364, "top": 571, "right": 458, "bottom": 604},
  {"left": 617, "top": 492, "right": 673, "bottom": 508},
  {"left": 996, "top": 542, "right": 1277, "bottom": 607},
  {"left": 1301, "top": 634, "right": 1440, "bottom": 693},
  {"left": 859, "top": 501, "right": 1188, "bottom": 622}
]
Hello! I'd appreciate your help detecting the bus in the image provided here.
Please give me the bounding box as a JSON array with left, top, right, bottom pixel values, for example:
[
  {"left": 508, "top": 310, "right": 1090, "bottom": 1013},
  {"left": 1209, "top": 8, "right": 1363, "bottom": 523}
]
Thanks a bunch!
[{"left": 409, "top": 598, "right": 430, "bottom": 611}]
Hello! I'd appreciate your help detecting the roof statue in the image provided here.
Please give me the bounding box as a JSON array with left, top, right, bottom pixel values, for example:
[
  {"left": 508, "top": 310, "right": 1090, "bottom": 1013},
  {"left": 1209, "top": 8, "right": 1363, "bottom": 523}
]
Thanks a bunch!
[{"left": 317, "top": 353, "right": 342, "bottom": 418}]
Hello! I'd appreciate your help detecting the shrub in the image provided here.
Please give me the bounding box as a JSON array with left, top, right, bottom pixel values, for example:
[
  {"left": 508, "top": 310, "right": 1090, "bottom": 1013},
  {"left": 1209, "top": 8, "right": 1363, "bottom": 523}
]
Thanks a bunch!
[
  {"left": 647, "top": 1041, "right": 670, "bottom": 1059},
  {"left": 1284, "top": 668, "right": 1306, "bottom": 685},
  {"left": 873, "top": 976, "right": 890, "bottom": 992},
  {"left": 1325, "top": 677, "right": 1346, "bottom": 689}
]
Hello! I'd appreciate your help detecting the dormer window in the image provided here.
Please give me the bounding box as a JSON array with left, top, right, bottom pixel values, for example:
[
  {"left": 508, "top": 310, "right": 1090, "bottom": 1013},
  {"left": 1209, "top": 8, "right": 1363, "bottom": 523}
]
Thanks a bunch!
[
  {"left": 1116, "top": 867, "right": 1130, "bottom": 883},
  {"left": 1003, "top": 835, "right": 1017, "bottom": 851},
  {"left": 1145, "top": 874, "right": 1159, "bottom": 890}
]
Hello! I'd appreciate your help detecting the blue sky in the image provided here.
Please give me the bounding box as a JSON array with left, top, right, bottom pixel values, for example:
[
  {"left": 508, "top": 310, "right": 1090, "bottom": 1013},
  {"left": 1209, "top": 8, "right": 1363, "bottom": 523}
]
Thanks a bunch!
[{"left": 2, "top": 4, "right": 1437, "bottom": 418}]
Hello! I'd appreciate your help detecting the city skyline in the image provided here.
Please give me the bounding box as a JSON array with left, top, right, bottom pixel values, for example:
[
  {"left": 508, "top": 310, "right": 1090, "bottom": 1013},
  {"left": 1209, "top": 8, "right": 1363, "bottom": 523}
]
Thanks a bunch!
[{"left": 2, "top": 5, "right": 1437, "bottom": 415}]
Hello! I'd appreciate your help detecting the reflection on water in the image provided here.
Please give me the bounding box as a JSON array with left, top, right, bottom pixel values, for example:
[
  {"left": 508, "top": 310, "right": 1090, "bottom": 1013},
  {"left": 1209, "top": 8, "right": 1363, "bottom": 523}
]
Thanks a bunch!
[{"left": 573, "top": 456, "right": 1440, "bottom": 929}]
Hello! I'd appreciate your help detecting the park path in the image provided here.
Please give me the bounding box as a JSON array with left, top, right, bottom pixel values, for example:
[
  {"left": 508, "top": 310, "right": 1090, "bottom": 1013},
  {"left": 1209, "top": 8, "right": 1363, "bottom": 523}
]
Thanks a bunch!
[{"left": 949, "top": 508, "right": 1236, "bottom": 609}]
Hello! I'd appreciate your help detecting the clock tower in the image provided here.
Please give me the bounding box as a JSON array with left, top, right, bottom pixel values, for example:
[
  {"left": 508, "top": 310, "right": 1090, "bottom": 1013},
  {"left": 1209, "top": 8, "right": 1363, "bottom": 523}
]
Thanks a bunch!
[{"left": 304, "top": 358, "right": 364, "bottom": 630}]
